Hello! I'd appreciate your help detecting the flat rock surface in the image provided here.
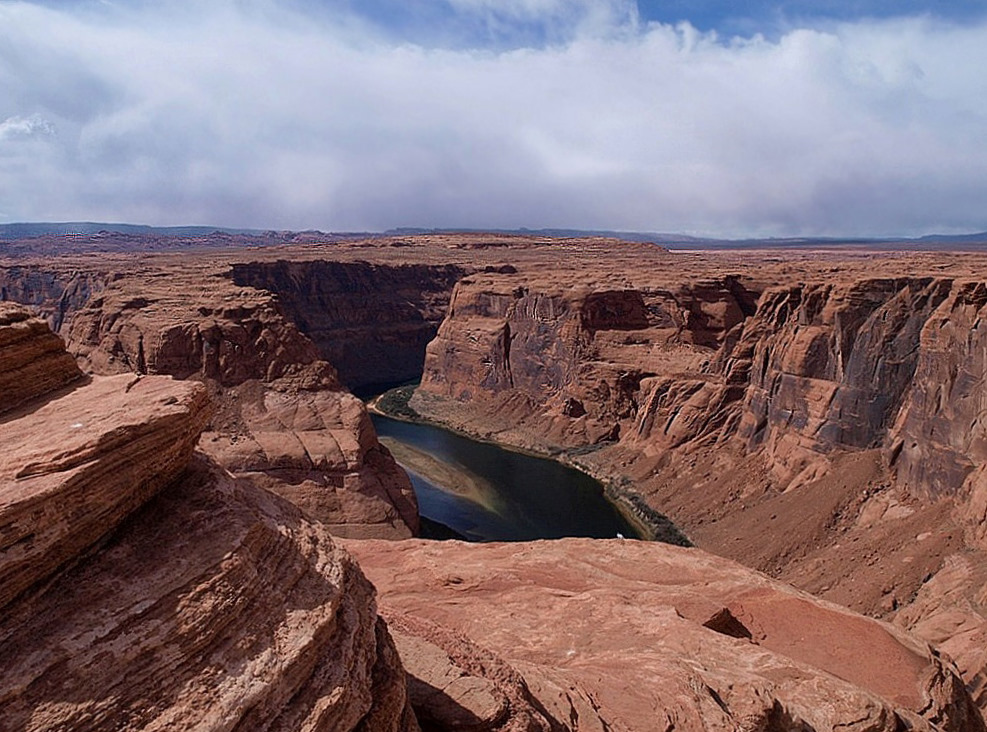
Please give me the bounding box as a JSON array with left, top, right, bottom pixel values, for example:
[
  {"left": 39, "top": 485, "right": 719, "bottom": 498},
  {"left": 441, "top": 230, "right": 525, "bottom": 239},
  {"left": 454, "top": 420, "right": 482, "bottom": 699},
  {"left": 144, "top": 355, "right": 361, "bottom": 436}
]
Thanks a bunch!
[
  {"left": 347, "top": 537, "right": 983, "bottom": 732},
  {"left": 0, "top": 374, "right": 211, "bottom": 611}
]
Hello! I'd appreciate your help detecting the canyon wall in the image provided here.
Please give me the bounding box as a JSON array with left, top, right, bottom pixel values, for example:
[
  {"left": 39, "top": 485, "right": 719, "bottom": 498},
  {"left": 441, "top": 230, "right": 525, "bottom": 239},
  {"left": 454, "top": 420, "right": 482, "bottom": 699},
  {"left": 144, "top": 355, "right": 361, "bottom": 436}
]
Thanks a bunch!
[
  {"left": 411, "top": 268, "right": 987, "bottom": 716},
  {"left": 0, "top": 265, "right": 110, "bottom": 332},
  {"left": 0, "top": 305, "right": 417, "bottom": 731},
  {"left": 413, "top": 271, "right": 755, "bottom": 448},
  {"left": 415, "top": 272, "right": 987, "bottom": 504},
  {"left": 0, "top": 302, "right": 83, "bottom": 415},
  {"left": 60, "top": 268, "right": 420, "bottom": 538},
  {"left": 230, "top": 261, "right": 465, "bottom": 391}
]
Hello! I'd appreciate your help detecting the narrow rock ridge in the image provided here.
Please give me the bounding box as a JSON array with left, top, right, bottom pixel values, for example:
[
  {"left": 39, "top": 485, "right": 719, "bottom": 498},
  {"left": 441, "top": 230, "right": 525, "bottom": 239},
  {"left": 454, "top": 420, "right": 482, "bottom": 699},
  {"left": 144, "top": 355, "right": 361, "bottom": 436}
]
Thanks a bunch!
[
  {"left": 0, "top": 311, "right": 418, "bottom": 731},
  {"left": 347, "top": 537, "right": 983, "bottom": 732}
]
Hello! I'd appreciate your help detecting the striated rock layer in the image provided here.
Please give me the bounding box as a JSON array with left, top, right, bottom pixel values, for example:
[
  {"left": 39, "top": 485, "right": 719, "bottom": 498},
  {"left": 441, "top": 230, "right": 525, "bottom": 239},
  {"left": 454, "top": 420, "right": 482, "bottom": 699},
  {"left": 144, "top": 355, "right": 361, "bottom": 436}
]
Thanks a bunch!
[
  {"left": 1, "top": 460, "right": 418, "bottom": 732},
  {"left": 0, "top": 373, "right": 210, "bottom": 610},
  {"left": 63, "top": 266, "right": 419, "bottom": 538},
  {"left": 0, "top": 302, "right": 82, "bottom": 416},
  {"left": 347, "top": 537, "right": 983, "bottom": 732},
  {"left": 11, "top": 233, "right": 987, "bottom": 722},
  {"left": 0, "top": 312, "right": 418, "bottom": 731},
  {"left": 408, "top": 260, "right": 987, "bottom": 719}
]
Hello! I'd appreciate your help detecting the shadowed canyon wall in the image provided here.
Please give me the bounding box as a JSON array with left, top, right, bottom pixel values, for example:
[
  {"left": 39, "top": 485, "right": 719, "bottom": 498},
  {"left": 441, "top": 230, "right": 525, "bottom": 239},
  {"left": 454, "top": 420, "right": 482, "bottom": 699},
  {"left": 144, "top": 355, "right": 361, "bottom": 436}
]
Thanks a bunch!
[{"left": 230, "top": 261, "right": 466, "bottom": 392}]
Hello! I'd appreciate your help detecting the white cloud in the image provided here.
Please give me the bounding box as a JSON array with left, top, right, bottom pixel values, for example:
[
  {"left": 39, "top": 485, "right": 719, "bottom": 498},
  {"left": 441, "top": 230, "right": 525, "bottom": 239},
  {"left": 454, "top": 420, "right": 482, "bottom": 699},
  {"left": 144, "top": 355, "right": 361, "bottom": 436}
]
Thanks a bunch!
[
  {"left": 0, "top": 1, "right": 985, "bottom": 236},
  {"left": 0, "top": 114, "right": 55, "bottom": 141}
]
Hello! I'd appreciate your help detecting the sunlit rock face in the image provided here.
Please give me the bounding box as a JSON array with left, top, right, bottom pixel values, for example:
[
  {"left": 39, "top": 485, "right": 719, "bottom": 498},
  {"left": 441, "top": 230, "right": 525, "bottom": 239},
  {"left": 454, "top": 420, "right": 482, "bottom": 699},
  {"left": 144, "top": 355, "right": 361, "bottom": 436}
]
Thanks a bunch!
[{"left": 0, "top": 305, "right": 418, "bottom": 731}]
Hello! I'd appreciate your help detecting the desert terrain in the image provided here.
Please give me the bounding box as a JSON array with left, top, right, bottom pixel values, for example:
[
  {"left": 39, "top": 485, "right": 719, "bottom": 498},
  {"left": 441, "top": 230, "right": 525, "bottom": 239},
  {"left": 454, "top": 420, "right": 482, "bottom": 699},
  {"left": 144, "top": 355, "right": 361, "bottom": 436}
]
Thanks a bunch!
[{"left": 4, "top": 230, "right": 987, "bottom": 729}]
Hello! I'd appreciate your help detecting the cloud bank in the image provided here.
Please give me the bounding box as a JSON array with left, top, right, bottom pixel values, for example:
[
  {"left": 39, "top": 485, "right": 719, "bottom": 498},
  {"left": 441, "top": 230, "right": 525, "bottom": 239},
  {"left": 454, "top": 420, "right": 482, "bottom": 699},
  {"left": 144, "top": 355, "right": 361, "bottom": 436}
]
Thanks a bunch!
[{"left": 1, "top": 0, "right": 986, "bottom": 237}]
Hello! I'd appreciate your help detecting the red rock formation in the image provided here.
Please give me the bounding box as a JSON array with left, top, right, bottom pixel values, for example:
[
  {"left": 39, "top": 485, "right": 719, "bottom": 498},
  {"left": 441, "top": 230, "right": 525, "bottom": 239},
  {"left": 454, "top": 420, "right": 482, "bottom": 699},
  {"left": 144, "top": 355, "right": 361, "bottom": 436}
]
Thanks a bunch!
[
  {"left": 11, "top": 233, "right": 987, "bottom": 724},
  {"left": 0, "top": 303, "right": 82, "bottom": 416},
  {"left": 64, "top": 272, "right": 419, "bottom": 538},
  {"left": 408, "top": 264, "right": 987, "bottom": 721},
  {"left": 413, "top": 272, "right": 752, "bottom": 449},
  {"left": 0, "top": 314, "right": 418, "bottom": 731},
  {"left": 347, "top": 537, "right": 982, "bottom": 731}
]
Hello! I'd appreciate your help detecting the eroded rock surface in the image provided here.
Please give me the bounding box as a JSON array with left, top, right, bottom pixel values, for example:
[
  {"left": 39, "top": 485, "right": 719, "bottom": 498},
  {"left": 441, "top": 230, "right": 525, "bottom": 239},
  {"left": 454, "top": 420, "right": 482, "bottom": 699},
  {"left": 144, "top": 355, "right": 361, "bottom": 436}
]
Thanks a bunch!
[
  {"left": 347, "top": 537, "right": 982, "bottom": 732},
  {"left": 9, "top": 233, "right": 987, "bottom": 724},
  {"left": 0, "top": 316, "right": 418, "bottom": 731},
  {"left": 0, "top": 302, "right": 82, "bottom": 416},
  {"left": 64, "top": 269, "right": 419, "bottom": 538}
]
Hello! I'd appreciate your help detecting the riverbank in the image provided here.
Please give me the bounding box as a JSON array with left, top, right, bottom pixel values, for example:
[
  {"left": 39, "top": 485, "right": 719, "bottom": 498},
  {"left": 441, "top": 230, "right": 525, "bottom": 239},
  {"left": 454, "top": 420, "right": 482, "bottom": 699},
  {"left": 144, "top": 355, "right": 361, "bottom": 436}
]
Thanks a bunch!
[
  {"left": 369, "top": 386, "right": 689, "bottom": 545},
  {"left": 376, "top": 436, "right": 506, "bottom": 516}
]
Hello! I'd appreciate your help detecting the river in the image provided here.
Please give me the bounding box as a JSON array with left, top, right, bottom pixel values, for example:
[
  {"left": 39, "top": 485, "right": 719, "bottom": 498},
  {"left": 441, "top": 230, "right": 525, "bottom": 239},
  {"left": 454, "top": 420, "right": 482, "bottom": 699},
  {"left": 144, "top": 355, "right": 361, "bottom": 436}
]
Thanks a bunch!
[{"left": 371, "top": 413, "right": 642, "bottom": 541}]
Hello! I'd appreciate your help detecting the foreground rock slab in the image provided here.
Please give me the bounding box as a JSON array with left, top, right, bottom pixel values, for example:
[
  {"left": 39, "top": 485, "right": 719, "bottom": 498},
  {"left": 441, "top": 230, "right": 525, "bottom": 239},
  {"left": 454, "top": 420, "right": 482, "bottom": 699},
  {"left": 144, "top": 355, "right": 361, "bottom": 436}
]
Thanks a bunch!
[
  {"left": 0, "top": 307, "right": 418, "bottom": 731},
  {"left": 347, "top": 538, "right": 983, "bottom": 732},
  {"left": 0, "top": 373, "right": 210, "bottom": 610},
  {"left": 1, "top": 457, "right": 418, "bottom": 731}
]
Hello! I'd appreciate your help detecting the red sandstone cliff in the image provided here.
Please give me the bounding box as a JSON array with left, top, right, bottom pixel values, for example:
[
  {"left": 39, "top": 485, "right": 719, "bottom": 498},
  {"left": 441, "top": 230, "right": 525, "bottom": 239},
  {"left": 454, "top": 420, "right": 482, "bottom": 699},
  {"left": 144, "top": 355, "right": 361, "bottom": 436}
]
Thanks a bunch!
[
  {"left": 62, "top": 267, "right": 419, "bottom": 538},
  {"left": 0, "top": 305, "right": 418, "bottom": 731},
  {"left": 411, "top": 267, "right": 987, "bottom": 716}
]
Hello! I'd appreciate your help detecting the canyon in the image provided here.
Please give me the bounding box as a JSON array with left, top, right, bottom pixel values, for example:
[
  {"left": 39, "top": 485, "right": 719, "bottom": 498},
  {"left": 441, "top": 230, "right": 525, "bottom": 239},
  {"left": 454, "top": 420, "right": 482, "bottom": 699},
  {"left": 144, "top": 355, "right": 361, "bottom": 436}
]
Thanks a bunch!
[{"left": 4, "top": 232, "right": 987, "bottom": 728}]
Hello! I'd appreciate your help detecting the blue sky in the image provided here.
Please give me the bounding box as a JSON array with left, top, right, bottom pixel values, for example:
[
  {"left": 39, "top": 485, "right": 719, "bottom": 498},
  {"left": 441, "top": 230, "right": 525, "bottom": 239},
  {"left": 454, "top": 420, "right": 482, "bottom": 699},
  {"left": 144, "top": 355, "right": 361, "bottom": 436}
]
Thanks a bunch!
[{"left": 2, "top": 0, "right": 987, "bottom": 237}]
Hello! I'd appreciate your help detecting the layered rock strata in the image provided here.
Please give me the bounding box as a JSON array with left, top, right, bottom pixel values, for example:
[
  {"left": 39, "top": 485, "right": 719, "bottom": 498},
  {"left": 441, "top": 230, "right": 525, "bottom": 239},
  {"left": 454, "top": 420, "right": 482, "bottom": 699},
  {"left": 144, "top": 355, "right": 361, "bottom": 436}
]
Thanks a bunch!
[
  {"left": 413, "top": 272, "right": 754, "bottom": 448},
  {"left": 347, "top": 537, "right": 983, "bottom": 732},
  {"left": 230, "top": 261, "right": 465, "bottom": 391},
  {"left": 0, "top": 302, "right": 82, "bottom": 416},
  {"left": 64, "top": 271, "right": 418, "bottom": 538},
  {"left": 410, "top": 268, "right": 987, "bottom": 718},
  {"left": 0, "top": 311, "right": 418, "bottom": 731}
]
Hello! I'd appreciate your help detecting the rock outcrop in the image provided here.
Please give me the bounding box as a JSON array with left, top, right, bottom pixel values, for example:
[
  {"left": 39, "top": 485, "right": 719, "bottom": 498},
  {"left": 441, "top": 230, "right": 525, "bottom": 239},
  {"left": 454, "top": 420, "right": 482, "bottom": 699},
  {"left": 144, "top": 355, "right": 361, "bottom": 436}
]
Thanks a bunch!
[
  {"left": 0, "top": 310, "right": 418, "bottom": 731},
  {"left": 347, "top": 537, "right": 983, "bottom": 731},
  {"left": 408, "top": 264, "right": 987, "bottom": 721},
  {"left": 64, "top": 269, "right": 419, "bottom": 538},
  {"left": 0, "top": 302, "right": 83, "bottom": 416},
  {"left": 413, "top": 272, "right": 754, "bottom": 449}
]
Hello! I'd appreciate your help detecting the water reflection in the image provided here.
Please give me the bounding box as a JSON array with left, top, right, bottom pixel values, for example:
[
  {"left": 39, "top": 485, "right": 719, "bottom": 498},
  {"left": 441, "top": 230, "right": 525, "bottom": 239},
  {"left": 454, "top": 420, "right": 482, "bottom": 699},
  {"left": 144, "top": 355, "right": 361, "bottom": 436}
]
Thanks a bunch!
[{"left": 372, "top": 414, "right": 641, "bottom": 542}]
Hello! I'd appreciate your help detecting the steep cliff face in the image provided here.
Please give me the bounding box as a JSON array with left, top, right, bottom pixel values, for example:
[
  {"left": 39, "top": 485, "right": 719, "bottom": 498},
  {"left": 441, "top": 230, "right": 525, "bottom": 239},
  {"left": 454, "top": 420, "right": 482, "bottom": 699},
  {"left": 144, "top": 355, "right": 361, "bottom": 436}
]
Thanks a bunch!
[
  {"left": 64, "top": 272, "right": 419, "bottom": 538},
  {"left": 0, "top": 311, "right": 417, "bottom": 731},
  {"left": 348, "top": 537, "right": 982, "bottom": 732},
  {"left": 0, "top": 265, "right": 110, "bottom": 332},
  {"left": 415, "top": 272, "right": 987, "bottom": 499},
  {"left": 888, "top": 281, "right": 987, "bottom": 505},
  {"left": 735, "top": 278, "right": 953, "bottom": 485},
  {"left": 411, "top": 269, "right": 987, "bottom": 719},
  {"left": 414, "top": 272, "right": 755, "bottom": 449},
  {"left": 230, "top": 261, "right": 465, "bottom": 391}
]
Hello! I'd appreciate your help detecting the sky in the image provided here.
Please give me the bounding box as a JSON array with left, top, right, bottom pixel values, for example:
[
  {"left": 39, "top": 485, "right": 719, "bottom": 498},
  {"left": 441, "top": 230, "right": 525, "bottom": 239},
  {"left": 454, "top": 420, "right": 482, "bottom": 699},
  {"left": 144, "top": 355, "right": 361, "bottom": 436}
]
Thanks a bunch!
[{"left": 1, "top": 0, "right": 987, "bottom": 238}]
